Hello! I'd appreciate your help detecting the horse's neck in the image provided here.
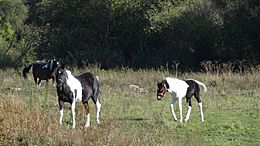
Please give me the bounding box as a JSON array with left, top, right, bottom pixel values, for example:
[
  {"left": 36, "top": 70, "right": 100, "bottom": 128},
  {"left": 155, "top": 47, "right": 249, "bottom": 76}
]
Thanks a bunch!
[{"left": 49, "top": 60, "right": 54, "bottom": 70}]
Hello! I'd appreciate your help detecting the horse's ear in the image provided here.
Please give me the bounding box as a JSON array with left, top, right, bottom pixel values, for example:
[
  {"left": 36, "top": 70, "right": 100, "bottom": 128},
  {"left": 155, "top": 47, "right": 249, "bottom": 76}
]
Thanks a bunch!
[
  {"left": 58, "top": 58, "right": 65, "bottom": 69},
  {"left": 59, "top": 61, "right": 65, "bottom": 69},
  {"left": 60, "top": 62, "right": 65, "bottom": 69}
]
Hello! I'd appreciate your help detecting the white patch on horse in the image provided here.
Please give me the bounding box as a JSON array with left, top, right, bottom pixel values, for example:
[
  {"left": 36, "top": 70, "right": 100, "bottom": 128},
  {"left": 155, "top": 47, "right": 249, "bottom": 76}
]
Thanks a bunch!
[
  {"left": 85, "top": 112, "right": 90, "bottom": 128},
  {"left": 65, "top": 70, "right": 83, "bottom": 102},
  {"left": 165, "top": 77, "right": 189, "bottom": 98},
  {"left": 59, "top": 109, "right": 64, "bottom": 125}
]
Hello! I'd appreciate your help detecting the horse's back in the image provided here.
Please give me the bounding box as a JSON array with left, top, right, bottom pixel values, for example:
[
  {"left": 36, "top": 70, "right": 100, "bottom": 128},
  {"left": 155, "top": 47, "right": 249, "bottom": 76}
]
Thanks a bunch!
[
  {"left": 76, "top": 72, "right": 96, "bottom": 86},
  {"left": 76, "top": 72, "right": 100, "bottom": 99},
  {"left": 32, "top": 61, "right": 45, "bottom": 71}
]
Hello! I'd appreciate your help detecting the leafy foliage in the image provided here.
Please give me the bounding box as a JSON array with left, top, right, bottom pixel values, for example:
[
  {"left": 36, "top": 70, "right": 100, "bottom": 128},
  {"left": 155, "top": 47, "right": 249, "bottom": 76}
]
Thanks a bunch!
[
  {"left": 0, "top": 0, "right": 259, "bottom": 69},
  {"left": 0, "top": 0, "right": 31, "bottom": 67}
]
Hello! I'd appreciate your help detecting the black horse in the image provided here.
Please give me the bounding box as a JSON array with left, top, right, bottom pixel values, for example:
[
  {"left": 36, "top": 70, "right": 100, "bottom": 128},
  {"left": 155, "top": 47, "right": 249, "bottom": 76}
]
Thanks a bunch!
[
  {"left": 55, "top": 65, "right": 101, "bottom": 128},
  {"left": 22, "top": 59, "right": 60, "bottom": 86}
]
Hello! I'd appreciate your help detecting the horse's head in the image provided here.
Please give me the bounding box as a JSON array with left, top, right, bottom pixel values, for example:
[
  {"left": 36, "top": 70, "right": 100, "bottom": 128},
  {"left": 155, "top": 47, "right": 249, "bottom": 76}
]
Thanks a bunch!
[
  {"left": 157, "top": 80, "right": 169, "bottom": 100},
  {"left": 50, "top": 59, "right": 60, "bottom": 70},
  {"left": 55, "top": 67, "right": 68, "bottom": 90}
]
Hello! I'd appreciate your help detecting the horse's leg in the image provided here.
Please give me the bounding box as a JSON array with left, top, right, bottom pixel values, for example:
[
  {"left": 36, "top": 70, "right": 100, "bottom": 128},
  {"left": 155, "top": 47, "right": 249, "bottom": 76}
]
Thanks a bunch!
[
  {"left": 195, "top": 92, "right": 204, "bottom": 122},
  {"left": 91, "top": 86, "right": 101, "bottom": 125},
  {"left": 170, "top": 96, "right": 178, "bottom": 121},
  {"left": 84, "top": 102, "right": 90, "bottom": 128},
  {"left": 184, "top": 97, "right": 192, "bottom": 122},
  {"left": 34, "top": 76, "right": 38, "bottom": 85},
  {"left": 198, "top": 102, "right": 204, "bottom": 122},
  {"left": 37, "top": 79, "right": 42, "bottom": 87},
  {"left": 71, "top": 100, "right": 77, "bottom": 128},
  {"left": 184, "top": 88, "right": 193, "bottom": 122},
  {"left": 178, "top": 96, "right": 183, "bottom": 123},
  {"left": 59, "top": 100, "right": 64, "bottom": 125},
  {"left": 52, "top": 76, "right": 56, "bottom": 87},
  {"left": 95, "top": 98, "right": 101, "bottom": 124}
]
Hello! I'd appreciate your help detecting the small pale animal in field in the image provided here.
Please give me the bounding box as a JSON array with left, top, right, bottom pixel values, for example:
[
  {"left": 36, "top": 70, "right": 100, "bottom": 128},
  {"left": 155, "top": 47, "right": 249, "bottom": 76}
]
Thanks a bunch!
[{"left": 129, "top": 84, "right": 147, "bottom": 94}]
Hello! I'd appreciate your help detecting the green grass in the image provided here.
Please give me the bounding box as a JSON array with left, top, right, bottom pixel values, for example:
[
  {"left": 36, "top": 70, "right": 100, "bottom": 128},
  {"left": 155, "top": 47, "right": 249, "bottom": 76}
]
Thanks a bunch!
[{"left": 0, "top": 67, "right": 259, "bottom": 145}]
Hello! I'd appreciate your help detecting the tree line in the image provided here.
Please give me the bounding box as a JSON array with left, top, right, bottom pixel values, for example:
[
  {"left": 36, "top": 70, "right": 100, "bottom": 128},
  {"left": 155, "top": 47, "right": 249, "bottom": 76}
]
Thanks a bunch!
[{"left": 0, "top": 0, "right": 259, "bottom": 70}]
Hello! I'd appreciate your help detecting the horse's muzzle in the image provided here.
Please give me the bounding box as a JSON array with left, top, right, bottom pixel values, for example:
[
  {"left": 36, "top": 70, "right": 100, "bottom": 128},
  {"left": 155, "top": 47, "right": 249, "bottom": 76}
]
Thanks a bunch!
[{"left": 157, "top": 91, "right": 165, "bottom": 100}]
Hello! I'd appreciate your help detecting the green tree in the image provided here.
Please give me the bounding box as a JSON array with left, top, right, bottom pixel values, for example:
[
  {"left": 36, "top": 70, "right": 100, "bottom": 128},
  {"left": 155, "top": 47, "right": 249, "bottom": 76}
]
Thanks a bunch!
[
  {"left": 222, "top": 0, "right": 260, "bottom": 63},
  {"left": 146, "top": 0, "right": 223, "bottom": 69},
  {"left": 22, "top": 0, "right": 260, "bottom": 70},
  {"left": 0, "top": 0, "right": 31, "bottom": 67}
]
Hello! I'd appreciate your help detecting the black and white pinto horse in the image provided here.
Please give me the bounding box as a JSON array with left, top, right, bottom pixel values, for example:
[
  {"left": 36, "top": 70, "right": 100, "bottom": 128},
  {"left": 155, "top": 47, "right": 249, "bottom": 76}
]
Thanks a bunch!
[
  {"left": 55, "top": 66, "right": 101, "bottom": 128},
  {"left": 22, "top": 59, "right": 60, "bottom": 86},
  {"left": 157, "top": 77, "right": 207, "bottom": 122}
]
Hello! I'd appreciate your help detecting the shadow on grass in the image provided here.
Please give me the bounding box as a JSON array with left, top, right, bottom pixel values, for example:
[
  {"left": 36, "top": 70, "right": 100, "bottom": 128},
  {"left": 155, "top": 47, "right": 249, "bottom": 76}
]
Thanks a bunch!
[
  {"left": 101, "top": 117, "right": 155, "bottom": 122},
  {"left": 107, "top": 117, "right": 165, "bottom": 124},
  {"left": 117, "top": 117, "right": 150, "bottom": 121}
]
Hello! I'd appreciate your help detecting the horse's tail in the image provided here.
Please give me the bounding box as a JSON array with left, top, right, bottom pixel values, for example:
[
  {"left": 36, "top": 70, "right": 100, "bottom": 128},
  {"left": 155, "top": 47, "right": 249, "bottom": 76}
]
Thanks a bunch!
[
  {"left": 22, "top": 63, "right": 33, "bottom": 79},
  {"left": 192, "top": 79, "right": 207, "bottom": 93}
]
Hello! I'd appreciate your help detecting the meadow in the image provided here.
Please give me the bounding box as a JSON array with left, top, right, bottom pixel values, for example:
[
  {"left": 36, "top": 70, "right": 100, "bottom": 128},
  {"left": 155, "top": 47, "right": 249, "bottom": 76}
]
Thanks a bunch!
[{"left": 0, "top": 66, "right": 259, "bottom": 145}]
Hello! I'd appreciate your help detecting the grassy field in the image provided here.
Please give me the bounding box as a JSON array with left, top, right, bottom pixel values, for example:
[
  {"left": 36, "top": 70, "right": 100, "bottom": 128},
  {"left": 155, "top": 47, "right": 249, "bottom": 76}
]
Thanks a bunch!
[{"left": 0, "top": 66, "right": 259, "bottom": 145}]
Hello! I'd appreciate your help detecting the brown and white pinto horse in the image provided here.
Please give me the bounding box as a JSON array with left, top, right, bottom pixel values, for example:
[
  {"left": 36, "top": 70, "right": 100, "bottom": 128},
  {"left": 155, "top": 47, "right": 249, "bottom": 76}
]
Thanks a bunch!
[{"left": 157, "top": 77, "right": 207, "bottom": 122}]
